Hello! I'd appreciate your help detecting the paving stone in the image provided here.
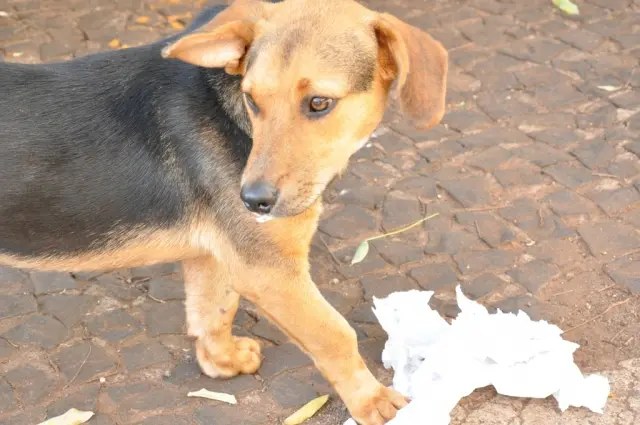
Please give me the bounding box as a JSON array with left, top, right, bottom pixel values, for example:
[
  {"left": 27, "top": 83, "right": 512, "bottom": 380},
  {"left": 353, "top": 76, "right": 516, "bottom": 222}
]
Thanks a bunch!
[
  {"left": 251, "top": 318, "right": 288, "bottom": 344},
  {"left": 543, "top": 163, "right": 595, "bottom": 188},
  {"left": 425, "top": 231, "right": 483, "bottom": 254},
  {"left": 118, "top": 387, "right": 188, "bottom": 416},
  {"left": 0, "top": 266, "right": 29, "bottom": 286},
  {"left": 492, "top": 295, "right": 543, "bottom": 321},
  {"left": 131, "top": 263, "right": 178, "bottom": 278},
  {"left": 441, "top": 109, "right": 493, "bottom": 132},
  {"left": 105, "top": 383, "right": 154, "bottom": 404},
  {"left": 494, "top": 168, "right": 545, "bottom": 187},
  {"left": 164, "top": 360, "right": 201, "bottom": 386},
  {"left": 462, "top": 274, "right": 504, "bottom": 300},
  {"left": 608, "top": 159, "right": 640, "bottom": 179},
  {"left": 30, "top": 271, "right": 76, "bottom": 295},
  {"left": 184, "top": 370, "right": 262, "bottom": 394},
  {"left": 467, "top": 146, "right": 513, "bottom": 172},
  {"left": 530, "top": 128, "right": 581, "bottom": 149},
  {"left": 556, "top": 28, "right": 604, "bottom": 52},
  {"left": 476, "top": 92, "right": 537, "bottom": 121},
  {"left": 53, "top": 342, "right": 116, "bottom": 384},
  {"left": 587, "top": 187, "right": 640, "bottom": 215},
  {"left": 460, "top": 127, "right": 531, "bottom": 149},
  {"left": 0, "top": 378, "right": 15, "bottom": 411},
  {"left": 578, "top": 221, "right": 640, "bottom": 261},
  {"left": 260, "top": 343, "right": 312, "bottom": 379},
  {"left": 39, "top": 294, "right": 96, "bottom": 327},
  {"left": 319, "top": 205, "right": 377, "bottom": 239},
  {"left": 148, "top": 278, "right": 185, "bottom": 301},
  {"left": 361, "top": 274, "right": 419, "bottom": 299},
  {"left": 1, "top": 408, "right": 47, "bottom": 425},
  {"left": 374, "top": 130, "right": 414, "bottom": 153},
  {"left": 440, "top": 176, "right": 495, "bottom": 207},
  {"left": 605, "top": 255, "right": 640, "bottom": 292},
  {"left": 337, "top": 184, "right": 387, "bottom": 210},
  {"left": 146, "top": 301, "right": 185, "bottom": 336},
  {"left": 506, "top": 260, "right": 560, "bottom": 294},
  {"left": 40, "top": 39, "right": 81, "bottom": 61},
  {"left": 514, "top": 66, "right": 571, "bottom": 88},
  {"left": 456, "top": 212, "right": 516, "bottom": 248},
  {"left": 572, "top": 140, "right": 617, "bottom": 169},
  {"left": 393, "top": 176, "right": 438, "bottom": 199},
  {"left": 4, "top": 315, "right": 67, "bottom": 348},
  {"left": 371, "top": 239, "right": 423, "bottom": 266},
  {"left": 322, "top": 288, "right": 358, "bottom": 316},
  {"left": 348, "top": 302, "right": 378, "bottom": 324},
  {"left": 135, "top": 415, "right": 192, "bottom": 425},
  {"left": 517, "top": 143, "right": 573, "bottom": 167},
  {"left": 454, "top": 250, "right": 518, "bottom": 275},
  {"left": 408, "top": 263, "right": 458, "bottom": 291},
  {"left": 419, "top": 140, "right": 466, "bottom": 162},
  {"left": 382, "top": 194, "right": 422, "bottom": 232},
  {"left": 122, "top": 342, "right": 171, "bottom": 371},
  {"left": 499, "top": 39, "right": 568, "bottom": 63},
  {"left": 577, "top": 104, "right": 619, "bottom": 129},
  {"left": 87, "top": 309, "right": 142, "bottom": 341},
  {"left": 268, "top": 373, "right": 319, "bottom": 409},
  {"left": 0, "top": 294, "right": 36, "bottom": 319},
  {"left": 545, "top": 190, "right": 599, "bottom": 216},
  {"left": 94, "top": 274, "right": 145, "bottom": 301},
  {"left": 5, "top": 364, "right": 57, "bottom": 404},
  {"left": 0, "top": 339, "right": 16, "bottom": 359},
  {"left": 391, "top": 121, "right": 458, "bottom": 142},
  {"left": 196, "top": 404, "right": 264, "bottom": 425},
  {"left": 349, "top": 161, "right": 395, "bottom": 184},
  {"left": 46, "top": 383, "right": 100, "bottom": 418}
]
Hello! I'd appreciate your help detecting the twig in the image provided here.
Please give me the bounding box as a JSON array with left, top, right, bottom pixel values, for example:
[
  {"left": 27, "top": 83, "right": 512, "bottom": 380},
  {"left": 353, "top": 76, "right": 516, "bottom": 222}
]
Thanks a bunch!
[
  {"left": 1, "top": 337, "right": 19, "bottom": 348},
  {"left": 453, "top": 204, "right": 509, "bottom": 213},
  {"left": 474, "top": 219, "right": 483, "bottom": 240},
  {"left": 548, "top": 289, "right": 575, "bottom": 299},
  {"left": 63, "top": 344, "right": 92, "bottom": 389},
  {"left": 148, "top": 294, "right": 166, "bottom": 304},
  {"left": 319, "top": 236, "right": 340, "bottom": 266},
  {"left": 597, "top": 283, "right": 617, "bottom": 293},
  {"left": 366, "top": 213, "right": 440, "bottom": 242},
  {"left": 562, "top": 298, "right": 631, "bottom": 334},
  {"left": 592, "top": 172, "right": 620, "bottom": 179},
  {"left": 610, "top": 327, "right": 625, "bottom": 344},
  {"left": 537, "top": 209, "right": 545, "bottom": 227}
]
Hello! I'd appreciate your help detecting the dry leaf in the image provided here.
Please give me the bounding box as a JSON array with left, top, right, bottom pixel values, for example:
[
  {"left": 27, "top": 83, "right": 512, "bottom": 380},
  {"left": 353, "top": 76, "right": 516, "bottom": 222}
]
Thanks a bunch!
[
  {"left": 108, "top": 38, "right": 121, "bottom": 49},
  {"left": 187, "top": 389, "right": 237, "bottom": 404},
  {"left": 170, "top": 20, "right": 186, "bottom": 30},
  {"left": 351, "top": 240, "right": 370, "bottom": 265},
  {"left": 284, "top": 395, "right": 330, "bottom": 425},
  {"left": 135, "top": 16, "right": 151, "bottom": 24},
  {"left": 37, "top": 408, "right": 94, "bottom": 425},
  {"left": 552, "top": 0, "right": 580, "bottom": 15},
  {"left": 597, "top": 85, "right": 620, "bottom": 92}
]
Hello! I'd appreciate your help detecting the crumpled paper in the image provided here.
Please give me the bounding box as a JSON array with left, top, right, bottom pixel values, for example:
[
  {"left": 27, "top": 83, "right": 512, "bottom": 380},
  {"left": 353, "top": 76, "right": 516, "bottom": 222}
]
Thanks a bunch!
[{"left": 344, "top": 286, "right": 610, "bottom": 425}]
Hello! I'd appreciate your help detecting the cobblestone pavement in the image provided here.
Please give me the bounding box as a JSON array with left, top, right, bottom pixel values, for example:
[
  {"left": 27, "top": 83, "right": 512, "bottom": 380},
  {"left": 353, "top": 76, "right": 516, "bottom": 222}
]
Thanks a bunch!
[{"left": 1, "top": 0, "right": 640, "bottom": 423}]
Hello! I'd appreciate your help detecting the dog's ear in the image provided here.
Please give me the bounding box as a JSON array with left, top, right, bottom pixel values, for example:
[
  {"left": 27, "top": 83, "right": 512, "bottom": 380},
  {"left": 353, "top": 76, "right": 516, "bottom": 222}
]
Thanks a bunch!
[
  {"left": 373, "top": 13, "right": 448, "bottom": 130},
  {"left": 162, "top": 0, "right": 268, "bottom": 74}
]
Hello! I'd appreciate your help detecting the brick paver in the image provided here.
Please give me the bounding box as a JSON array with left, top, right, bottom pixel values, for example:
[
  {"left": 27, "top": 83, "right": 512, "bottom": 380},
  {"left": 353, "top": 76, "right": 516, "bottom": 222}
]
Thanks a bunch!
[{"left": 1, "top": 0, "right": 640, "bottom": 424}]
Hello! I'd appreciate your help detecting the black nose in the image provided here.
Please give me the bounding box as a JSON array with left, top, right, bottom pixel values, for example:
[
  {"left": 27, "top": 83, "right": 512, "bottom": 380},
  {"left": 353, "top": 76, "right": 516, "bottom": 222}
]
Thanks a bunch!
[{"left": 240, "top": 181, "right": 279, "bottom": 214}]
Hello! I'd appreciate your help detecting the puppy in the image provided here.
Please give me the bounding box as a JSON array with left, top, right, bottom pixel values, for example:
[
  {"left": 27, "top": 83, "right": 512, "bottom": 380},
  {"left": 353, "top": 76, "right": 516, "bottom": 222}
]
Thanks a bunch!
[{"left": 0, "top": 1, "right": 447, "bottom": 423}]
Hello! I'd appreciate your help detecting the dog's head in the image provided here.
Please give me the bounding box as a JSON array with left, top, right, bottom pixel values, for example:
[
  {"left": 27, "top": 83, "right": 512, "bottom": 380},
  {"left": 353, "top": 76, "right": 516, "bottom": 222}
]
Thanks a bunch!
[{"left": 163, "top": 0, "right": 447, "bottom": 220}]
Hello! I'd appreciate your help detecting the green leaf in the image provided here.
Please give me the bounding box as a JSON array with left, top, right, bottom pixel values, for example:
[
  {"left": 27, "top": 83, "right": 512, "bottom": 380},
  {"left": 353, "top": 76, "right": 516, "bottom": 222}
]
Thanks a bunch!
[
  {"left": 351, "top": 241, "right": 370, "bottom": 265},
  {"left": 553, "top": 0, "right": 580, "bottom": 15}
]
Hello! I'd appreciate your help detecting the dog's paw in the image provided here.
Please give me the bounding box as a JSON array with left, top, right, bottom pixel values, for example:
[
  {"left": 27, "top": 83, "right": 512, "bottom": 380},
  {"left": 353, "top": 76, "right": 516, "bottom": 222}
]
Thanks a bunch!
[
  {"left": 349, "top": 385, "right": 408, "bottom": 425},
  {"left": 196, "top": 335, "right": 263, "bottom": 379}
]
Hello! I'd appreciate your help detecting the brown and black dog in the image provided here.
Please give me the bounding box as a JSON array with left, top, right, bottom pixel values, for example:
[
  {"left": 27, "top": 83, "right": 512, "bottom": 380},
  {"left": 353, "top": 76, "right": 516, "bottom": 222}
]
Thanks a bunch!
[{"left": 0, "top": 0, "right": 447, "bottom": 423}]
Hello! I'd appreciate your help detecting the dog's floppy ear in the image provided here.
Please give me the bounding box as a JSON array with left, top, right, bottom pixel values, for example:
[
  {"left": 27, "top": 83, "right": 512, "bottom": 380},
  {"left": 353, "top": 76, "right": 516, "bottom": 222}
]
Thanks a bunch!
[
  {"left": 373, "top": 13, "right": 448, "bottom": 130},
  {"left": 162, "top": 0, "right": 268, "bottom": 74}
]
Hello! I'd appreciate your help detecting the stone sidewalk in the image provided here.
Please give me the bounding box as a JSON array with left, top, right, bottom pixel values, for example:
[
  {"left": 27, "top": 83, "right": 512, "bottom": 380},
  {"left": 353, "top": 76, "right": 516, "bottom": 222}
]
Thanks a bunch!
[{"left": 1, "top": 0, "right": 640, "bottom": 424}]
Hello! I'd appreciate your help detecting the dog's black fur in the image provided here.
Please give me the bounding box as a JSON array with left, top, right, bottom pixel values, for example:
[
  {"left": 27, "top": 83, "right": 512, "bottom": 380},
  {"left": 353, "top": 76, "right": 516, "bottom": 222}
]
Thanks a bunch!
[{"left": 0, "top": 5, "right": 257, "bottom": 258}]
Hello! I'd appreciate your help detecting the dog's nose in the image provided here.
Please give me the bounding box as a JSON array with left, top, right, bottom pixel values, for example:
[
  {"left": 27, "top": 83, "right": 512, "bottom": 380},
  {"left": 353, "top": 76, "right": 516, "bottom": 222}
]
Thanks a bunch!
[{"left": 240, "top": 181, "right": 279, "bottom": 215}]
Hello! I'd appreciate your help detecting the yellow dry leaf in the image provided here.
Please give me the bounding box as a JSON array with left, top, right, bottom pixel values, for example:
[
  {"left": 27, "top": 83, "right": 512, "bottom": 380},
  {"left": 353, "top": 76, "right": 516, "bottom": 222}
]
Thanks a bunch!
[
  {"left": 170, "top": 20, "right": 186, "bottom": 30},
  {"left": 187, "top": 389, "right": 237, "bottom": 404},
  {"left": 108, "top": 39, "right": 120, "bottom": 49},
  {"left": 135, "top": 16, "right": 151, "bottom": 24},
  {"left": 37, "top": 408, "right": 94, "bottom": 425},
  {"left": 283, "top": 395, "right": 330, "bottom": 425}
]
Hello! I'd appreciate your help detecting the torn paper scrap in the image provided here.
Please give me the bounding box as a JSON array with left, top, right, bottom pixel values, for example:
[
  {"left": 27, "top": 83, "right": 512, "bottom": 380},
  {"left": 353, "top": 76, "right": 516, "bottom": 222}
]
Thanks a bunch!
[
  {"left": 284, "top": 394, "right": 330, "bottom": 425},
  {"left": 37, "top": 408, "right": 94, "bottom": 425},
  {"left": 187, "top": 389, "right": 237, "bottom": 404},
  {"left": 344, "top": 286, "right": 610, "bottom": 425}
]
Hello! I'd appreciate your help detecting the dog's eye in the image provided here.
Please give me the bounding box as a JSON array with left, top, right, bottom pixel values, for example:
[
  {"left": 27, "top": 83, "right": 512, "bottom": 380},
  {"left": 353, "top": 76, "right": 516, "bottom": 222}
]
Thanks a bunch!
[
  {"left": 244, "top": 93, "right": 259, "bottom": 114},
  {"left": 304, "top": 96, "right": 336, "bottom": 118}
]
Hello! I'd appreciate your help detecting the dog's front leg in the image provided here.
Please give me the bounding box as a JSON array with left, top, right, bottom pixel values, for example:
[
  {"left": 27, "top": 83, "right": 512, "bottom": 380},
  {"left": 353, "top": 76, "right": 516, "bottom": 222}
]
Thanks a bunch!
[
  {"left": 235, "top": 257, "right": 407, "bottom": 424},
  {"left": 183, "top": 256, "right": 263, "bottom": 378}
]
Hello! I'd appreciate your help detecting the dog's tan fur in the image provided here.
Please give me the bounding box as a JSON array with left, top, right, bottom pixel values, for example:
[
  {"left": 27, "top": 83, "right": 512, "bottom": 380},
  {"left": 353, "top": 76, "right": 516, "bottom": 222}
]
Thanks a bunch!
[{"left": 1, "top": 1, "right": 447, "bottom": 423}]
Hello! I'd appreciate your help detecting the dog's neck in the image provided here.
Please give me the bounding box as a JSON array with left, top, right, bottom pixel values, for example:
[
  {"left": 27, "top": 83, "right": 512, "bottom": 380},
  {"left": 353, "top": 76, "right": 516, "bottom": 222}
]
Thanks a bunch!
[{"left": 206, "top": 70, "right": 252, "bottom": 137}]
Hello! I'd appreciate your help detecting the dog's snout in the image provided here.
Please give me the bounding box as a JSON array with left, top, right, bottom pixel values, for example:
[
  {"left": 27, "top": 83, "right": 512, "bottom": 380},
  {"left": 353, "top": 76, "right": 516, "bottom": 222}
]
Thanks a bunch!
[{"left": 240, "top": 181, "right": 279, "bottom": 215}]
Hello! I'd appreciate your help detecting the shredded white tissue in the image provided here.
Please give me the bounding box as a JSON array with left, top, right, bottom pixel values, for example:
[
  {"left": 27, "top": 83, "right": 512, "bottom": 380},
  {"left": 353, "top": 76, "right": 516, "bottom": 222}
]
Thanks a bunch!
[{"left": 344, "top": 286, "right": 610, "bottom": 425}]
